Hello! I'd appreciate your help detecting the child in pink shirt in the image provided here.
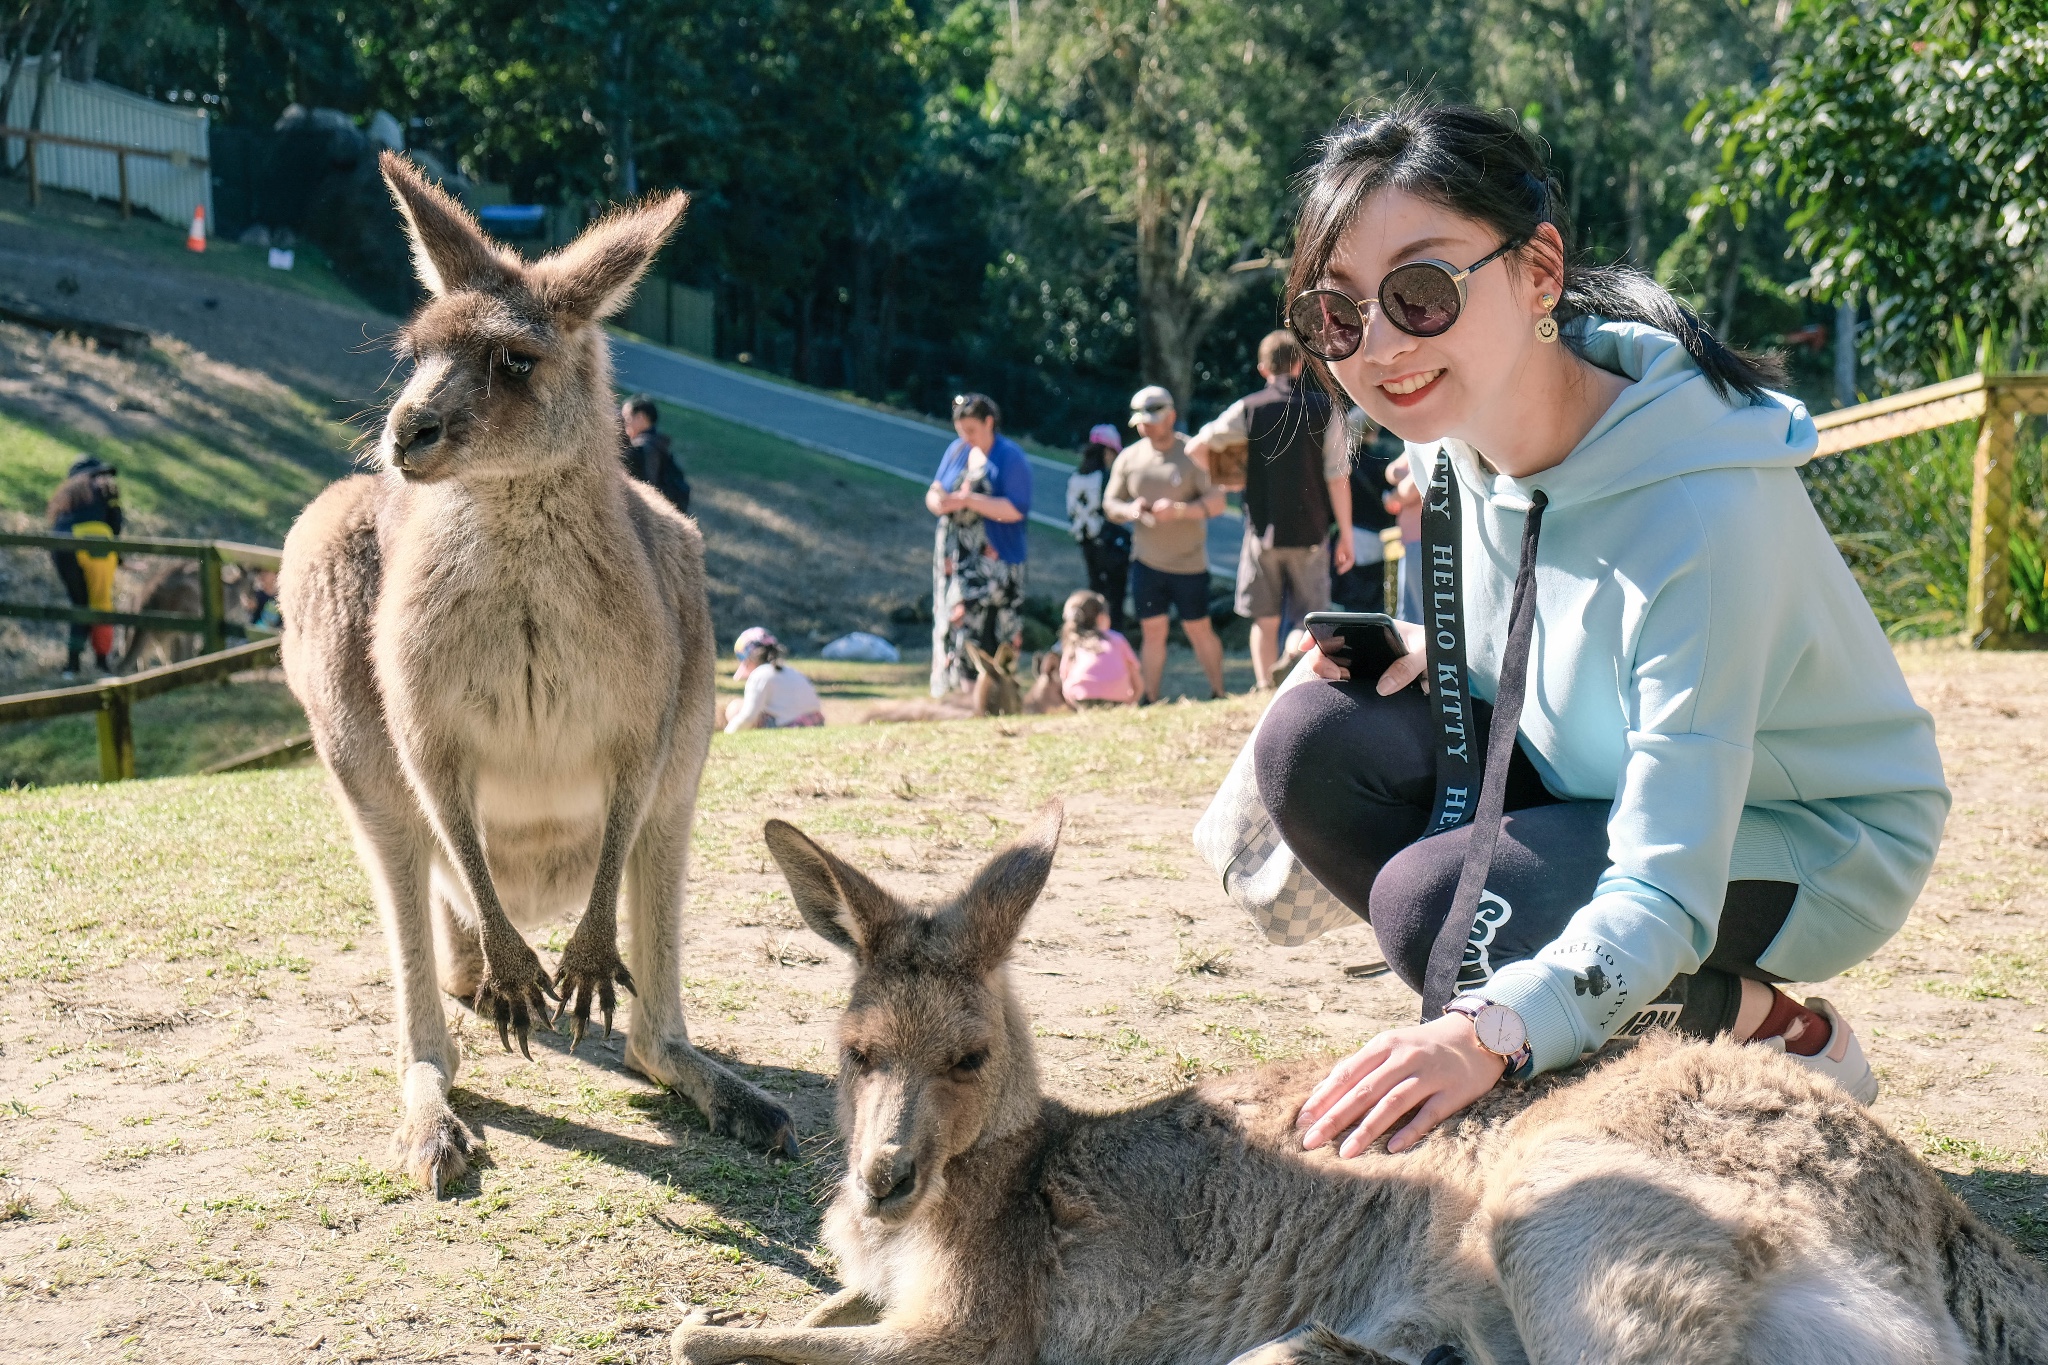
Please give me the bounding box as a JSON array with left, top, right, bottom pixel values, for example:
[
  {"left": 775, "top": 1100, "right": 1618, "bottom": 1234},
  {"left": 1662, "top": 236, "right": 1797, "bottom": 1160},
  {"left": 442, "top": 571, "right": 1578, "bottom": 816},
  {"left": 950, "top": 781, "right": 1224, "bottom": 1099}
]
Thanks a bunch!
[{"left": 1057, "top": 589, "right": 1142, "bottom": 705}]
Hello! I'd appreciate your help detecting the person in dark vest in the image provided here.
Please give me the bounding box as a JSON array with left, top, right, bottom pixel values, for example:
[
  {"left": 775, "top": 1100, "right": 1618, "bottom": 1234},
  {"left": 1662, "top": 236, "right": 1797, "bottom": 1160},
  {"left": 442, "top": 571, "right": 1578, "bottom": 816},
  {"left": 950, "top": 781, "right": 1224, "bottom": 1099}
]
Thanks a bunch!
[
  {"left": 47, "top": 455, "right": 124, "bottom": 679},
  {"left": 1189, "top": 330, "right": 1354, "bottom": 689},
  {"left": 620, "top": 394, "right": 690, "bottom": 514}
]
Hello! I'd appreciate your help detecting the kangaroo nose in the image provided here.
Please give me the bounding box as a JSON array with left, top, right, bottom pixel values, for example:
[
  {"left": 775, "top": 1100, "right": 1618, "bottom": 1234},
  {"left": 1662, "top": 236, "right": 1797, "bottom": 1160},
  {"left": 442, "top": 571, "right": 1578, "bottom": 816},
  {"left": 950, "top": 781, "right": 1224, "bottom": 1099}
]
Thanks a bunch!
[
  {"left": 862, "top": 1149, "right": 917, "bottom": 1206},
  {"left": 399, "top": 414, "right": 443, "bottom": 457}
]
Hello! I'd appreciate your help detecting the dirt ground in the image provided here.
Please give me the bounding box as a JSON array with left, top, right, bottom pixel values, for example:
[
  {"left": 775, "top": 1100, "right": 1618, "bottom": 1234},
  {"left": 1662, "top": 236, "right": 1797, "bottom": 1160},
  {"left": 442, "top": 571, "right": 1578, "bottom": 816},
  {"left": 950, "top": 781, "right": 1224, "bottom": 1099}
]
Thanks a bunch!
[{"left": 0, "top": 647, "right": 2042, "bottom": 1362}]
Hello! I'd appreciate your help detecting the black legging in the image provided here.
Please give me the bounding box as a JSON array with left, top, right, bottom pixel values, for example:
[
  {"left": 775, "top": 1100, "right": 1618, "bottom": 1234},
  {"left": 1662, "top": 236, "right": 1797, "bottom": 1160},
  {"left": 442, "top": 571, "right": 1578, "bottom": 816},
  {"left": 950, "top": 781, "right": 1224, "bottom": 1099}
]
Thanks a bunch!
[{"left": 1253, "top": 678, "right": 1795, "bottom": 1038}]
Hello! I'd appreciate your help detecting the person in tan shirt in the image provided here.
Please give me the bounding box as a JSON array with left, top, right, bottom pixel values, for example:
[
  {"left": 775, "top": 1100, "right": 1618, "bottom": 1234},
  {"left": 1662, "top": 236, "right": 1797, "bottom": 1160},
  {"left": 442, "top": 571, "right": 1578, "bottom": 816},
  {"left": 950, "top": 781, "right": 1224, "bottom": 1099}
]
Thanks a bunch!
[{"left": 1103, "top": 385, "right": 1228, "bottom": 701}]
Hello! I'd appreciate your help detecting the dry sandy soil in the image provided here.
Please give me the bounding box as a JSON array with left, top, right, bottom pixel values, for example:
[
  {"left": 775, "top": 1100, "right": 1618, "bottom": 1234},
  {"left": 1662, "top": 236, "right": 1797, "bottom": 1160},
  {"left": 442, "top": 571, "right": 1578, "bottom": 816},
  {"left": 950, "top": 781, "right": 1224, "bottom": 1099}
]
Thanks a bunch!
[{"left": 0, "top": 647, "right": 2042, "bottom": 1363}]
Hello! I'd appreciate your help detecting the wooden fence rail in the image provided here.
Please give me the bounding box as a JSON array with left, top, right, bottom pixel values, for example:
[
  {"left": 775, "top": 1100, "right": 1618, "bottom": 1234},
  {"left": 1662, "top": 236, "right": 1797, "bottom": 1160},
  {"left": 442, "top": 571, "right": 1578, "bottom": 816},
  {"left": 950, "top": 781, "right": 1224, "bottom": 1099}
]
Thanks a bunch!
[
  {"left": 1, "top": 124, "right": 209, "bottom": 218},
  {"left": 0, "top": 637, "right": 280, "bottom": 781},
  {"left": 0, "top": 531, "right": 282, "bottom": 655},
  {"left": 1814, "top": 372, "right": 2048, "bottom": 649}
]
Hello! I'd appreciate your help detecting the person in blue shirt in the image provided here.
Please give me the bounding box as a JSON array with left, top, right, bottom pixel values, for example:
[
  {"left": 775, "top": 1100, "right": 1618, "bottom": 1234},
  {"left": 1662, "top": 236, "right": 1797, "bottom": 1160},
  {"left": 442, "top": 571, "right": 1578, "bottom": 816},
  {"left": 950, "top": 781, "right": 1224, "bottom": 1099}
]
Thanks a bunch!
[{"left": 925, "top": 392, "right": 1033, "bottom": 696}]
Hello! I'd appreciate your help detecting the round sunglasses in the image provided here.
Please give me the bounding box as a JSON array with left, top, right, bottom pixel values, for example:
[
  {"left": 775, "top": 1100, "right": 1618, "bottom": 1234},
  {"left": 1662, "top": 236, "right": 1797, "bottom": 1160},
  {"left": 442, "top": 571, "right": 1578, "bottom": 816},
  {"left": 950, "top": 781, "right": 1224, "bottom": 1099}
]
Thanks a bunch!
[{"left": 1286, "top": 235, "right": 1527, "bottom": 361}]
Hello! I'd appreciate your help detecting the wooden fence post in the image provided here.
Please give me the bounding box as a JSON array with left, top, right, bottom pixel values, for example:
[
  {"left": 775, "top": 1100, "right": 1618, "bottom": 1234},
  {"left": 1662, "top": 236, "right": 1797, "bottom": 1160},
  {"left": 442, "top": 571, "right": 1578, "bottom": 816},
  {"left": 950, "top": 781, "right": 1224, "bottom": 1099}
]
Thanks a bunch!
[
  {"left": 199, "top": 544, "right": 227, "bottom": 655},
  {"left": 96, "top": 686, "right": 134, "bottom": 781},
  {"left": 1964, "top": 384, "right": 2018, "bottom": 649},
  {"left": 117, "top": 149, "right": 130, "bottom": 220},
  {"left": 25, "top": 136, "right": 37, "bottom": 208}
]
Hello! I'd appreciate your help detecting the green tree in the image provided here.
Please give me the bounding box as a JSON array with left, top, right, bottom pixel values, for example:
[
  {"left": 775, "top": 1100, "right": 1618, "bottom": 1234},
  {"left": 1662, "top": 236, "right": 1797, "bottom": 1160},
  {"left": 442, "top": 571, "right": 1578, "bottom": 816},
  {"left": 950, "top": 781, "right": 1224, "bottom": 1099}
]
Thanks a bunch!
[
  {"left": 993, "top": 0, "right": 1407, "bottom": 410},
  {"left": 1696, "top": 0, "right": 2048, "bottom": 383}
]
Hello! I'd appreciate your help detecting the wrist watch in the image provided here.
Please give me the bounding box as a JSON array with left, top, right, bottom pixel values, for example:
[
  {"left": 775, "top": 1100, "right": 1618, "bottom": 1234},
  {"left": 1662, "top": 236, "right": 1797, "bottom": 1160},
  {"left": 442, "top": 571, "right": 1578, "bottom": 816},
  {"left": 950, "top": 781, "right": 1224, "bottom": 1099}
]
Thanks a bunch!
[{"left": 1444, "top": 997, "right": 1532, "bottom": 1077}]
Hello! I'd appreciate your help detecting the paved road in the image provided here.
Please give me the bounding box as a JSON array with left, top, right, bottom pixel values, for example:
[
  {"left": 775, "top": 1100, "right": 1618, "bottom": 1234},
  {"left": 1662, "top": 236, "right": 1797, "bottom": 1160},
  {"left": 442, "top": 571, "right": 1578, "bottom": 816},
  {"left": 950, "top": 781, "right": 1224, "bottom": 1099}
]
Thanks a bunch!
[{"left": 609, "top": 334, "right": 1241, "bottom": 576}]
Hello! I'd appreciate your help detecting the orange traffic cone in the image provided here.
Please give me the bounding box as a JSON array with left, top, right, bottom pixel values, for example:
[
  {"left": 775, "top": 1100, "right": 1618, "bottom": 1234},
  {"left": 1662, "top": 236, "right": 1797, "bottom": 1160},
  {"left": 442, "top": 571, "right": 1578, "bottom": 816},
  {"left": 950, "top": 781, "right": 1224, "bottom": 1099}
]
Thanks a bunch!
[{"left": 186, "top": 205, "right": 206, "bottom": 252}]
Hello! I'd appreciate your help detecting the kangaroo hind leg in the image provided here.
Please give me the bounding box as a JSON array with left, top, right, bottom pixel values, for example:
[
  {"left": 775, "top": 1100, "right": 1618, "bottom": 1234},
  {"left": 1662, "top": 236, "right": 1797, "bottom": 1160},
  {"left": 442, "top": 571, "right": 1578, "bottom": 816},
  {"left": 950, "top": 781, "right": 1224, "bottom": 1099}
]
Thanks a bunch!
[
  {"left": 1487, "top": 1138, "right": 1766, "bottom": 1365},
  {"left": 621, "top": 788, "right": 798, "bottom": 1157}
]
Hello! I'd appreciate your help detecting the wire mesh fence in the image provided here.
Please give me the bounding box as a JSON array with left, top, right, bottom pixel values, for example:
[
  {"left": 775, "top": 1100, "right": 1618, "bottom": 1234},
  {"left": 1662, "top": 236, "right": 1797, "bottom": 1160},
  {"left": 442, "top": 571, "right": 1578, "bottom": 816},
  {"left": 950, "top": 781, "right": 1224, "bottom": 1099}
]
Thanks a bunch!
[{"left": 1803, "top": 418, "right": 2046, "bottom": 640}]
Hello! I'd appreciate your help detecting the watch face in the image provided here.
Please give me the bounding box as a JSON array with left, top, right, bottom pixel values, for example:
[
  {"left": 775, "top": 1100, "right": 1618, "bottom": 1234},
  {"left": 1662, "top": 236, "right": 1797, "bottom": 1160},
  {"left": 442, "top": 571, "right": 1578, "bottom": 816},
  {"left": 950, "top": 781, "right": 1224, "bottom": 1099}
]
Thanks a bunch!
[{"left": 1474, "top": 1004, "right": 1526, "bottom": 1056}]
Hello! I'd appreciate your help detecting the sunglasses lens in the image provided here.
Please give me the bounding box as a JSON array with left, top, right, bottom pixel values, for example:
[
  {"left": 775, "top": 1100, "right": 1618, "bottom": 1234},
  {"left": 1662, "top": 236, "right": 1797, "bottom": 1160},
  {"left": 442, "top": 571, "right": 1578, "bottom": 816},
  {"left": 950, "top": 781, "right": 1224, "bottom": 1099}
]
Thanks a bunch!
[
  {"left": 1381, "top": 263, "right": 1461, "bottom": 337},
  {"left": 1287, "top": 291, "right": 1364, "bottom": 360}
]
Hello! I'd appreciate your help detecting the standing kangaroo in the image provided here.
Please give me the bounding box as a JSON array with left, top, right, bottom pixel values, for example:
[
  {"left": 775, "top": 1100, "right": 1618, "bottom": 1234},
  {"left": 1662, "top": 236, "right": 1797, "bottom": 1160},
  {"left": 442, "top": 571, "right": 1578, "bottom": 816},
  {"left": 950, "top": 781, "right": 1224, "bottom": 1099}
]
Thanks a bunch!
[
  {"left": 281, "top": 152, "right": 795, "bottom": 1195},
  {"left": 675, "top": 804, "right": 2048, "bottom": 1365}
]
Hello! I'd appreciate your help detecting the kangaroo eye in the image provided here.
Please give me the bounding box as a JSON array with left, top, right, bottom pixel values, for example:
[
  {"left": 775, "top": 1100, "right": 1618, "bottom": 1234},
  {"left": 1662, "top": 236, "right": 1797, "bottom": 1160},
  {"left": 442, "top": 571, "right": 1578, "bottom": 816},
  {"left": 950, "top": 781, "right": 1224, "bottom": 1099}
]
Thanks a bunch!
[
  {"left": 950, "top": 1050, "right": 988, "bottom": 1079},
  {"left": 845, "top": 1046, "right": 874, "bottom": 1073},
  {"left": 499, "top": 350, "right": 535, "bottom": 376}
]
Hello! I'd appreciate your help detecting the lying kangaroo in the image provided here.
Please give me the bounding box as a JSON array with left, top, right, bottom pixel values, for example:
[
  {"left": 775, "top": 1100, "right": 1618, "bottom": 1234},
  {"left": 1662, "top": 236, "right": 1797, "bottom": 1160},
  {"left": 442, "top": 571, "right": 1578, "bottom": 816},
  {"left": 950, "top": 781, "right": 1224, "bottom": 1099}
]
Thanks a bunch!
[
  {"left": 676, "top": 805, "right": 2048, "bottom": 1365},
  {"left": 116, "top": 561, "right": 253, "bottom": 672},
  {"left": 281, "top": 152, "right": 795, "bottom": 1194},
  {"left": 1020, "top": 646, "right": 1071, "bottom": 714},
  {"left": 864, "top": 642, "right": 1022, "bottom": 722}
]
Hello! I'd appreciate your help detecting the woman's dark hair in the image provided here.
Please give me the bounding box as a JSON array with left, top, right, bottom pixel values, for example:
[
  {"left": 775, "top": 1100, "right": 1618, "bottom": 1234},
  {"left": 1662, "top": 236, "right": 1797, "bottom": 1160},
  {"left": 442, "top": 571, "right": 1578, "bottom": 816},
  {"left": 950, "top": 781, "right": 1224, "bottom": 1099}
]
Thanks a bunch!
[
  {"left": 1078, "top": 440, "right": 1118, "bottom": 475},
  {"left": 747, "top": 637, "right": 785, "bottom": 668},
  {"left": 952, "top": 392, "right": 1001, "bottom": 426},
  {"left": 1286, "top": 99, "right": 1784, "bottom": 402}
]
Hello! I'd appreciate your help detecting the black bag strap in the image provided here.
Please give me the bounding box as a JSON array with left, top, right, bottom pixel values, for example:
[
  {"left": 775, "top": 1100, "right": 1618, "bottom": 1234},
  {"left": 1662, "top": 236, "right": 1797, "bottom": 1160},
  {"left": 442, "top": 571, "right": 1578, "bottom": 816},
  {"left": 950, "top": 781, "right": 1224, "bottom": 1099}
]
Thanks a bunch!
[{"left": 1420, "top": 451, "right": 1549, "bottom": 1020}]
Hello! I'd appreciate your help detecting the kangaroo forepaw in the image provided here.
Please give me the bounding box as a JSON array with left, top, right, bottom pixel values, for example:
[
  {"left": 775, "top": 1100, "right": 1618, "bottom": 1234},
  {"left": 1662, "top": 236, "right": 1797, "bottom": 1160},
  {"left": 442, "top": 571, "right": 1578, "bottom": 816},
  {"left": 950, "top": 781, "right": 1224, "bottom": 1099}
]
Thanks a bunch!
[
  {"left": 1226, "top": 1326, "right": 1414, "bottom": 1365},
  {"left": 391, "top": 1104, "right": 480, "bottom": 1198},
  {"left": 671, "top": 1307, "right": 769, "bottom": 1365},
  {"left": 473, "top": 940, "right": 556, "bottom": 1059},
  {"left": 553, "top": 936, "right": 635, "bottom": 1052}
]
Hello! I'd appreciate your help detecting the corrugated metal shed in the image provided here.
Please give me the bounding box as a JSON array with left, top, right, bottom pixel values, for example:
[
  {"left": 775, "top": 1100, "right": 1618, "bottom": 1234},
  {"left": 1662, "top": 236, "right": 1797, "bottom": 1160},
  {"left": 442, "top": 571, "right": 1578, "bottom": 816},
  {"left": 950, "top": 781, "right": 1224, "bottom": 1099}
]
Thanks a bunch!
[{"left": 5, "top": 60, "right": 211, "bottom": 226}]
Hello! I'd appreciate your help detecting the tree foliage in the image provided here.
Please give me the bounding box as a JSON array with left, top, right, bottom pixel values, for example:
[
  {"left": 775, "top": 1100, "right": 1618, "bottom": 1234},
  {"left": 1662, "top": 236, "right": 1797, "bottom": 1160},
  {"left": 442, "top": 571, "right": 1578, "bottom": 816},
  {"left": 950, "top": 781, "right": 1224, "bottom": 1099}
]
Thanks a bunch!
[
  {"left": 1697, "top": 0, "right": 2048, "bottom": 383},
  {"left": 56, "top": 0, "right": 2048, "bottom": 435}
]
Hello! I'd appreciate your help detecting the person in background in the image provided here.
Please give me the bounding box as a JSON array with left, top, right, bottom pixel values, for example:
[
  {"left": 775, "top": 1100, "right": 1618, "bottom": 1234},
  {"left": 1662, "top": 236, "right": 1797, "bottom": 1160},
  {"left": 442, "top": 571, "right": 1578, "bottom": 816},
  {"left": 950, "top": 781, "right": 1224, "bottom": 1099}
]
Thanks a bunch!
[
  {"left": 1188, "top": 330, "right": 1355, "bottom": 690},
  {"left": 1384, "top": 448, "right": 1424, "bottom": 622},
  {"left": 47, "top": 455, "right": 123, "bottom": 679},
  {"left": 723, "top": 627, "right": 825, "bottom": 732},
  {"left": 926, "top": 392, "right": 1033, "bottom": 696},
  {"left": 1057, "top": 588, "right": 1142, "bottom": 707},
  {"left": 1335, "top": 410, "right": 1403, "bottom": 613},
  {"left": 1104, "top": 385, "right": 1227, "bottom": 703},
  {"left": 620, "top": 394, "right": 691, "bottom": 514},
  {"left": 1065, "top": 423, "right": 1133, "bottom": 632}
]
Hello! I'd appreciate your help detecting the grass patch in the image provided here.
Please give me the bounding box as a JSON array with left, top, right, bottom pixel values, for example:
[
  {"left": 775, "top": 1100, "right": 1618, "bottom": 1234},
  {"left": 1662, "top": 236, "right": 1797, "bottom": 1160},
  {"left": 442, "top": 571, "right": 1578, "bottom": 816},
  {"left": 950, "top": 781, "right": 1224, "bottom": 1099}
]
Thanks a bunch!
[
  {"left": 0, "top": 392, "right": 355, "bottom": 543},
  {"left": 1919, "top": 937, "right": 2048, "bottom": 1006},
  {"left": 0, "top": 191, "right": 383, "bottom": 316},
  {"left": 0, "top": 677, "right": 307, "bottom": 787}
]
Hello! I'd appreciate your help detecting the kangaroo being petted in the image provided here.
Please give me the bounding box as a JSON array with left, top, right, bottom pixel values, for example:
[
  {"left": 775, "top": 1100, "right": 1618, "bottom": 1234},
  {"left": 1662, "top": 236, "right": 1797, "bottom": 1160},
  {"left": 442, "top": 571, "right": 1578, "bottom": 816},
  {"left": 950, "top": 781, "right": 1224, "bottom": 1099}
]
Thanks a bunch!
[
  {"left": 674, "top": 806, "right": 2048, "bottom": 1365},
  {"left": 280, "top": 152, "right": 796, "bottom": 1195}
]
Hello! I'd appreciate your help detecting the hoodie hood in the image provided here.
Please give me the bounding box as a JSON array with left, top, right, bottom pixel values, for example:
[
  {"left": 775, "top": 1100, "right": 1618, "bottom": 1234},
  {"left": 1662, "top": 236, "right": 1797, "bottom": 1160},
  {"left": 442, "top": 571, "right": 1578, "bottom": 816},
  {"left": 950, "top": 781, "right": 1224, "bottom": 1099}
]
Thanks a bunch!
[{"left": 1434, "top": 319, "right": 1817, "bottom": 512}]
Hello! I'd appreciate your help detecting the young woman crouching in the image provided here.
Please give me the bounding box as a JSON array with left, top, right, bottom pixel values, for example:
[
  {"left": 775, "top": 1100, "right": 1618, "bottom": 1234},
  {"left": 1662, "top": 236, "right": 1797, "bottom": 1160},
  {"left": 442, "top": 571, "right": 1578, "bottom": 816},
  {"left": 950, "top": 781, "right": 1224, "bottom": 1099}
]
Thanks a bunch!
[{"left": 1255, "top": 101, "right": 1948, "bottom": 1157}]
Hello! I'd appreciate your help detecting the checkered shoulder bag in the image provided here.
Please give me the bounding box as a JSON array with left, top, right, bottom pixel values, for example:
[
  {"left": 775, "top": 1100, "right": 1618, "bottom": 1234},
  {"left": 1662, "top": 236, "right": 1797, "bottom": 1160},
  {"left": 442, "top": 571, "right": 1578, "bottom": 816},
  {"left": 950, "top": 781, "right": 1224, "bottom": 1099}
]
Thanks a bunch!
[{"left": 1192, "top": 656, "right": 1361, "bottom": 947}]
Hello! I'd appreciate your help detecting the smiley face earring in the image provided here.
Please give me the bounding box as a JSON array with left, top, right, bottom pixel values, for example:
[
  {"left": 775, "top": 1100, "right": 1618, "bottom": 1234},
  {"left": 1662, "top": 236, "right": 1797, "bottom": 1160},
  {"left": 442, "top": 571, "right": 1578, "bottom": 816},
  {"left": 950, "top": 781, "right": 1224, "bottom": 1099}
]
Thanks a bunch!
[{"left": 1536, "top": 293, "right": 1560, "bottom": 343}]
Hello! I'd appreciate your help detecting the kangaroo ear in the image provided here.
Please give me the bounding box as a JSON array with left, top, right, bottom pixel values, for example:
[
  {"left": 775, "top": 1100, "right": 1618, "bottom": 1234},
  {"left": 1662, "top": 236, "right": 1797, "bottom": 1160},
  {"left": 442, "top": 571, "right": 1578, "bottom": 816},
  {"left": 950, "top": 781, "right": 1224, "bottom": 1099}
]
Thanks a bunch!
[
  {"left": 529, "top": 191, "right": 689, "bottom": 325},
  {"left": 763, "top": 819, "right": 899, "bottom": 956},
  {"left": 947, "top": 802, "right": 1063, "bottom": 971},
  {"left": 379, "top": 150, "right": 513, "bottom": 297}
]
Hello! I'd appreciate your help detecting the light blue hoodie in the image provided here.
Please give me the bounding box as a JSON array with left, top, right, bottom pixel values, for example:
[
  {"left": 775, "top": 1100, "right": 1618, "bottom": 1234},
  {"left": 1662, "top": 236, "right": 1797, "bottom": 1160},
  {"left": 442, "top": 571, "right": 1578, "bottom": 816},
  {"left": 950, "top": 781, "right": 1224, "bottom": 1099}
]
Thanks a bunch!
[{"left": 1420, "top": 320, "right": 1950, "bottom": 1074}]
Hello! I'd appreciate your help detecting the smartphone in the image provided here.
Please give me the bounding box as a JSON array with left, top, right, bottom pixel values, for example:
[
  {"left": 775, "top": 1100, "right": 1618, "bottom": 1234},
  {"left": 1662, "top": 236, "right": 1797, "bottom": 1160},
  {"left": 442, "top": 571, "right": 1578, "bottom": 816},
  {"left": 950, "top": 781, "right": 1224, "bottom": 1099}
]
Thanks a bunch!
[{"left": 1302, "top": 611, "right": 1408, "bottom": 684}]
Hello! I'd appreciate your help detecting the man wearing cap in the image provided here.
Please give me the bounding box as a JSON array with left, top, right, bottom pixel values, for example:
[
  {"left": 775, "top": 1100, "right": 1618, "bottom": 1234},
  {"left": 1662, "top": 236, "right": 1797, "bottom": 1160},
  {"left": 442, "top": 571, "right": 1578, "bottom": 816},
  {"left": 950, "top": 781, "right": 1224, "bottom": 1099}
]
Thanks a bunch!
[
  {"left": 1066, "top": 422, "right": 1132, "bottom": 632},
  {"left": 1187, "top": 330, "right": 1353, "bottom": 690},
  {"left": 1103, "top": 386, "right": 1227, "bottom": 702}
]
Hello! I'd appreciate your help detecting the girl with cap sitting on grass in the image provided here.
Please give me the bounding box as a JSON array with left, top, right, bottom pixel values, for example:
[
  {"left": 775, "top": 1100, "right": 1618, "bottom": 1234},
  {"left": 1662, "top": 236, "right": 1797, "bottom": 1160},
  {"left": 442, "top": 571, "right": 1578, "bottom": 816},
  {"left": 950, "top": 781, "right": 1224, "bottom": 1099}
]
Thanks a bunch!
[{"left": 723, "top": 628, "right": 825, "bottom": 733}]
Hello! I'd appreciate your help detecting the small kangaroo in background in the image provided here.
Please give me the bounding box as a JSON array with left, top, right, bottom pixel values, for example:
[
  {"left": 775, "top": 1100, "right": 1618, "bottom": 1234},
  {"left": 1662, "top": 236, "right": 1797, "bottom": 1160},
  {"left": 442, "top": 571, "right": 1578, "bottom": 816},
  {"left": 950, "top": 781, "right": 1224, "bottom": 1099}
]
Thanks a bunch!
[
  {"left": 281, "top": 152, "right": 796, "bottom": 1195},
  {"left": 674, "top": 804, "right": 2048, "bottom": 1365},
  {"left": 863, "top": 641, "right": 1023, "bottom": 722}
]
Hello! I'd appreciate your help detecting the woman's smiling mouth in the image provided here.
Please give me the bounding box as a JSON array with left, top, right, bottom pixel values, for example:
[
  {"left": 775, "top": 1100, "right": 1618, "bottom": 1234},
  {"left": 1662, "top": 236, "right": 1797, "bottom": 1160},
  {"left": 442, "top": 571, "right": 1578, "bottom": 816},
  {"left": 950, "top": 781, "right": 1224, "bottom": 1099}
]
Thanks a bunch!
[{"left": 1381, "top": 368, "right": 1445, "bottom": 404}]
